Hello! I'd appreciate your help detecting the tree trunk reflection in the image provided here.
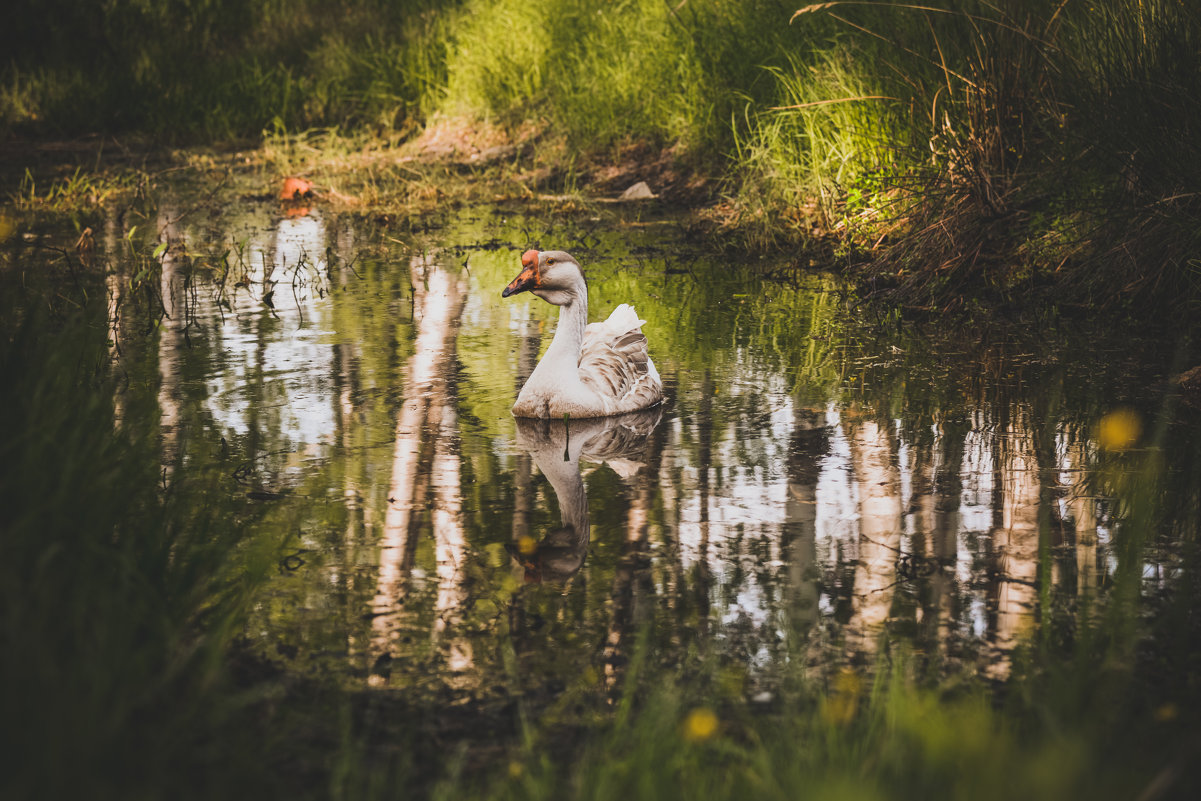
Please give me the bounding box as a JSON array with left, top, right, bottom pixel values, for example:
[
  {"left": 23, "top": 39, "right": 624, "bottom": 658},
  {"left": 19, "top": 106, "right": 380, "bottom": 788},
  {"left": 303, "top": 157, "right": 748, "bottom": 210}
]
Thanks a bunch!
[
  {"left": 845, "top": 417, "right": 903, "bottom": 661},
  {"left": 988, "top": 406, "right": 1043, "bottom": 680},
  {"left": 369, "top": 257, "right": 467, "bottom": 685},
  {"left": 156, "top": 206, "right": 185, "bottom": 483},
  {"left": 785, "top": 406, "right": 827, "bottom": 647}
]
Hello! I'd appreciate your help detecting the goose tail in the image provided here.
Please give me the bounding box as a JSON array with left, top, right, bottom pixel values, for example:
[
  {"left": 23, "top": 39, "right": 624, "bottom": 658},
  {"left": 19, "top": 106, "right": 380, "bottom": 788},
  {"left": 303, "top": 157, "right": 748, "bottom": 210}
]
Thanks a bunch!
[{"left": 603, "top": 303, "right": 646, "bottom": 334}]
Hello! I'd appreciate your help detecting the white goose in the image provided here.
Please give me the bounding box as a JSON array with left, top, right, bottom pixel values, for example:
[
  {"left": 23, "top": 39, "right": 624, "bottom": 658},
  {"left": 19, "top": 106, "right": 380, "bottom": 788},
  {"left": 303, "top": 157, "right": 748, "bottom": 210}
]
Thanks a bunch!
[{"left": 503, "top": 249, "right": 664, "bottom": 418}]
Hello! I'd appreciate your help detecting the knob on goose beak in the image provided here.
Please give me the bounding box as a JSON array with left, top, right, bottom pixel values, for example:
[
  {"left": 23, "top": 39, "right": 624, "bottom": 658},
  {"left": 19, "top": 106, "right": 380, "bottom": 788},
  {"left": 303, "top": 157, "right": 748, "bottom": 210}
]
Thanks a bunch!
[{"left": 503, "top": 249, "right": 541, "bottom": 297}]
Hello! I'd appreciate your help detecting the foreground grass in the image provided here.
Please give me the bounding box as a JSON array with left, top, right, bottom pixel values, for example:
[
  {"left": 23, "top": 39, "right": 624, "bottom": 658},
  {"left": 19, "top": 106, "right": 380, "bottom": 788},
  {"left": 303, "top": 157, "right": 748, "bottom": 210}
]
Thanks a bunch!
[
  {"left": 0, "top": 306, "right": 266, "bottom": 798},
  {"left": 448, "top": 673, "right": 1142, "bottom": 801}
]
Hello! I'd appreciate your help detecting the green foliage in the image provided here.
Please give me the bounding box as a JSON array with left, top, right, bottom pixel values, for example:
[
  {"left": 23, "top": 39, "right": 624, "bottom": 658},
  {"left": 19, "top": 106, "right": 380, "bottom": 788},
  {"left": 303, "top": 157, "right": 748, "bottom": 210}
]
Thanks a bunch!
[
  {"left": 6, "top": 0, "right": 1199, "bottom": 311},
  {"left": 735, "top": 47, "right": 894, "bottom": 231},
  {"left": 0, "top": 303, "right": 279, "bottom": 799},
  {"left": 417, "top": 646, "right": 1177, "bottom": 801},
  {"left": 441, "top": 0, "right": 803, "bottom": 157},
  {"left": 759, "top": 0, "right": 1201, "bottom": 307},
  {"left": 0, "top": 0, "right": 453, "bottom": 140}
]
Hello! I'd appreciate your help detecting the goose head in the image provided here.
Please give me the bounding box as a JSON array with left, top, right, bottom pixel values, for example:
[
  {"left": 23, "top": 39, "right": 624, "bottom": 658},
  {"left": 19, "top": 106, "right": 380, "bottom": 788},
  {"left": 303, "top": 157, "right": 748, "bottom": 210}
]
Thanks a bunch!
[{"left": 502, "top": 249, "right": 585, "bottom": 306}]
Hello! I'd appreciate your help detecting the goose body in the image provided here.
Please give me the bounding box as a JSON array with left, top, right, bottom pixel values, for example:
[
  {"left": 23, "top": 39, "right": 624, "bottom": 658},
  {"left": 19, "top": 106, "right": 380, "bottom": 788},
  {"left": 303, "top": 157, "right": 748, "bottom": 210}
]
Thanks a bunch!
[{"left": 503, "top": 249, "right": 663, "bottom": 418}]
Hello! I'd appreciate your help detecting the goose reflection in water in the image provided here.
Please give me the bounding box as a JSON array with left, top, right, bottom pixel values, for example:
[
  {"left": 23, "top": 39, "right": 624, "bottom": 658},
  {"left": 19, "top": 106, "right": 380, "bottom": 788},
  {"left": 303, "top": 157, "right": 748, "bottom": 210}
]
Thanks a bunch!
[{"left": 510, "top": 408, "right": 663, "bottom": 584}]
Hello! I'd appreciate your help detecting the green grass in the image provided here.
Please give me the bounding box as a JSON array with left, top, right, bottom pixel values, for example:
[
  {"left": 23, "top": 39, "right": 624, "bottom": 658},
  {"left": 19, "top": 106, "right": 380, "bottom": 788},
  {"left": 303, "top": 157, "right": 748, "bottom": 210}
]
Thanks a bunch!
[
  {"left": 440, "top": 0, "right": 804, "bottom": 159},
  {"left": 0, "top": 0, "right": 451, "bottom": 141},
  {"left": 418, "top": 623, "right": 1195, "bottom": 801},
  {"left": 756, "top": 0, "right": 1201, "bottom": 309},
  {"left": 0, "top": 299, "right": 281, "bottom": 799},
  {"left": 9, "top": 1, "right": 1197, "bottom": 310}
]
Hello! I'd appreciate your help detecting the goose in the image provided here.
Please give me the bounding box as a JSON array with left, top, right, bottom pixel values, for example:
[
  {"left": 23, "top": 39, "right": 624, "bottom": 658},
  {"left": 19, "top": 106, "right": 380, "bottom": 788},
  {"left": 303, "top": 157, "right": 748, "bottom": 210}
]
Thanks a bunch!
[{"left": 502, "top": 249, "right": 664, "bottom": 418}]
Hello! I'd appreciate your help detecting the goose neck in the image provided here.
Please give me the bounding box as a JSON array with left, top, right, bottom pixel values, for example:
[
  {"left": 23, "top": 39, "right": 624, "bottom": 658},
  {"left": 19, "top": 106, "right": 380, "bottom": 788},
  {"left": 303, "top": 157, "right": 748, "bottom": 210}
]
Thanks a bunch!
[{"left": 546, "top": 295, "right": 588, "bottom": 362}]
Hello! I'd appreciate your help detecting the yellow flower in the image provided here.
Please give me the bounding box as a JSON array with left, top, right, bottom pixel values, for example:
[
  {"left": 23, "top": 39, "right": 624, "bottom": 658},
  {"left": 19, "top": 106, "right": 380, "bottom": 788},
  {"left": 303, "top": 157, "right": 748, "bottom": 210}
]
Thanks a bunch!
[
  {"left": 683, "top": 707, "right": 719, "bottom": 742},
  {"left": 1098, "top": 408, "right": 1141, "bottom": 451},
  {"left": 1154, "top": 702, "right": 1178, "bottom": 722}
]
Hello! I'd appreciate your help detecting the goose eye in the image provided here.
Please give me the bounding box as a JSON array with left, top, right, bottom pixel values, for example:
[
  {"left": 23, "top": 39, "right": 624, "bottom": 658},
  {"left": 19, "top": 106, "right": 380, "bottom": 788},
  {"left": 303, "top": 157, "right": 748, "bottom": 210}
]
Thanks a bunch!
[{"left": 546, "top": 257, "right": 556, "bottom": 265}]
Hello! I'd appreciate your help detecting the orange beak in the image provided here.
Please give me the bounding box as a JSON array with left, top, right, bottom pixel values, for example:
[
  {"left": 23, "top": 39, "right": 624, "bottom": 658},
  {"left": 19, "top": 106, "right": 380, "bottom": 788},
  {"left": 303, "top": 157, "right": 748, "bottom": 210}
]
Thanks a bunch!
[{"left": 503, "top": 250, "right": 541, "bottom": 297}]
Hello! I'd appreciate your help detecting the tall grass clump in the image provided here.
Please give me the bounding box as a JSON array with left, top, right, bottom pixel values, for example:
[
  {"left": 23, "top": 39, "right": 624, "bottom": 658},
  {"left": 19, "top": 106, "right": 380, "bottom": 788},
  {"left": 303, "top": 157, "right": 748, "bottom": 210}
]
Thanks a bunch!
[
  {"left": 732, "top": 47, "right": 895, "bottom": 240},
  {"left": 1051, "top": 0, "right": 1201, "bottom": 305},
  {"left": 741, "top": 0, "right": 1201, "bottom": 310},
  {"left": 440, "top": 0, "right": 806, "bottom": 160},
  {"left": 0, "top": 304, "right": 279, "bottom": 799}
]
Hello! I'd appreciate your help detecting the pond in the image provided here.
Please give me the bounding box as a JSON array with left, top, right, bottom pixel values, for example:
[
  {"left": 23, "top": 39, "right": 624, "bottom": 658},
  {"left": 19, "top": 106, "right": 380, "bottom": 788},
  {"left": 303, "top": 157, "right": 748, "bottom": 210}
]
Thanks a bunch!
[{"left": 4, "top": 171, "right": 1201, "bottom": 793}]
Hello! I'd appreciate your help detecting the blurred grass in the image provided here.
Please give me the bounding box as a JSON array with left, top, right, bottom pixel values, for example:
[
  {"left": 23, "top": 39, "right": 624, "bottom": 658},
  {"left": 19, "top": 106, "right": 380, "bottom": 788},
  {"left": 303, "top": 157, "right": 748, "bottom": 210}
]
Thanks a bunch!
[
  {"left": 0, "top": 300, "right": 284, "bottom": 799},
  {"left": 417, "top": 636, "right": 1195, "bottom": 801},
  {"left": 0, "top": 0, "right": 451, "bottom": 141}
]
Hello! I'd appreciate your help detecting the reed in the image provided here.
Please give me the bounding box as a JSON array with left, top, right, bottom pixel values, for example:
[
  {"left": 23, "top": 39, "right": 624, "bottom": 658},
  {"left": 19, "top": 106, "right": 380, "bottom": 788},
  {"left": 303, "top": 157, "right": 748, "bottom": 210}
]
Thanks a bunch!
[{"left": 753, "top": 0, "right": 1201, "bottom": 310}]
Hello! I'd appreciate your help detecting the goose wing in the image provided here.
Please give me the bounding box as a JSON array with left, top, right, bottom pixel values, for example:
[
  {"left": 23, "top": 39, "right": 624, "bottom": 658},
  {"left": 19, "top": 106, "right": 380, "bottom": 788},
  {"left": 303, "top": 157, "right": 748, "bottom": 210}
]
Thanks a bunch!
[{"left": 577, "top": 304, "right": 663, "bottom": 413}]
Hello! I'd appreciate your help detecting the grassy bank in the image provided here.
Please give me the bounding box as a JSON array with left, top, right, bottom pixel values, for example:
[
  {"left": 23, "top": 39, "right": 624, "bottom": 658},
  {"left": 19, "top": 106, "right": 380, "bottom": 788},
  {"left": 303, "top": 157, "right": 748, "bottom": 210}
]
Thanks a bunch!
[
  {"left": 5, "top": 1, "right": 1200, "bottom": 311},
  {"left": 7, "top": 2, "right": 1199, "bottom": 313}
]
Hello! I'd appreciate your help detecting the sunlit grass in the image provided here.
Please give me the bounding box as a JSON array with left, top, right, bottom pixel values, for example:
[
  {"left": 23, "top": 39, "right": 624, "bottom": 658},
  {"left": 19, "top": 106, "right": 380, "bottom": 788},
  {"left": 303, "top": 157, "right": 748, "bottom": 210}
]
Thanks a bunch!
[
  {"left": 5, "top": 0, "right": 1199, "bottom": 309},
  {"left": 731, "top": 46, "right": 896, "bottom": 240},
  {"left": 13, "top": 165, "right": 144, "bottom": 212},
  {"left": 760, "top": 0, "right": 1201, "bottom": 308}
]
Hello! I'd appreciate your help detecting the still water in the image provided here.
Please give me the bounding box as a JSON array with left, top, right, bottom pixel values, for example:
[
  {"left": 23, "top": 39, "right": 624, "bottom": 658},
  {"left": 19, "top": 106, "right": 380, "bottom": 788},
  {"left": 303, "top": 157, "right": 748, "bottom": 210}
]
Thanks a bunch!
[{"left": 25, "top": 185, "right": 1201, "bottom": 706}]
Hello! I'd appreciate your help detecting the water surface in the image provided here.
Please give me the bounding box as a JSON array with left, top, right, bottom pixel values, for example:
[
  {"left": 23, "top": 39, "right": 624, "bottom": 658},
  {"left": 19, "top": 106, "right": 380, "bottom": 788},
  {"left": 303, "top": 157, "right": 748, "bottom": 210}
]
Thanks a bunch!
[{"left": 9, "top": 184, "right": 1201, "bottom": 710}]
